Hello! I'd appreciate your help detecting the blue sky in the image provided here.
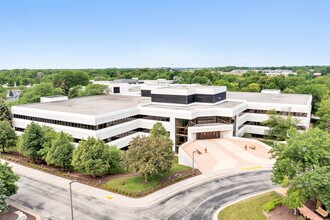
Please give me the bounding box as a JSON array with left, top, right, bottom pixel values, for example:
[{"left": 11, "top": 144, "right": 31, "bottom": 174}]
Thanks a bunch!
[{"left": 1, "top": 0, "right": 329, "bottom": 68}]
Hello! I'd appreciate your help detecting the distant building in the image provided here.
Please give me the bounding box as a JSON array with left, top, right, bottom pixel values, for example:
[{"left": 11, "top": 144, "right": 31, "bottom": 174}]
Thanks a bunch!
[
  {"left": 313, "top": 73, "right": 322, "bottom": 77},
  {"left": 228, "top": 69, "right": 248, "bottom": 75},
  {"left": 262, "top": 69, "right": 297, "bottom": 77}
]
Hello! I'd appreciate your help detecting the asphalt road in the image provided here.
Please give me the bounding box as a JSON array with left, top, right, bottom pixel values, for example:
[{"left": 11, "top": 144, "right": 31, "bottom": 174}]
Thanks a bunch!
[{"left": 10, "top": 170, "right": 275, "bottom": 220}]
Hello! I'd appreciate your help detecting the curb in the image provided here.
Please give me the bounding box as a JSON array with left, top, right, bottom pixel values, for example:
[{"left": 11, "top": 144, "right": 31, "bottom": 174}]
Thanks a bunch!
[
  {"left": 137, "top": 168, "right": 273, "bottom": 207},
  {"left": 2, "top": 158, "right": 273, "bottom": 208},
  {"left": 213, "top": 188, "right": 280, "bottom": 220},
  {"left": 9, "top": 201, "right": 42, "bottom": 220}
]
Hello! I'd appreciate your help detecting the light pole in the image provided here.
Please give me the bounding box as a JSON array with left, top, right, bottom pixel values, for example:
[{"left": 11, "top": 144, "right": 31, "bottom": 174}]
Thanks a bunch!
[
  {"left": 69, "top": 181, "right": 76, "bottom": 220},
  {"left": 192, "top": 149, "right": 202, "bottom": 170}
]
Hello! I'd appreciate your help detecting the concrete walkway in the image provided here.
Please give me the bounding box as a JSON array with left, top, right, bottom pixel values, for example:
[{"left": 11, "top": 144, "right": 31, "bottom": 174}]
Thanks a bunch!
[
  {"left": 182, "top": 138, "right": 274, "bottom": 173},
  {"left": 1, "top": 158, "right": 271, "bottom": 208}
]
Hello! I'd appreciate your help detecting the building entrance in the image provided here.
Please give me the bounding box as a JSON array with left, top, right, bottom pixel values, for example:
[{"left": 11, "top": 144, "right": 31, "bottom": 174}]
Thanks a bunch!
[{"left": 196, "top": 131, "right": 221, "bottom": 140}]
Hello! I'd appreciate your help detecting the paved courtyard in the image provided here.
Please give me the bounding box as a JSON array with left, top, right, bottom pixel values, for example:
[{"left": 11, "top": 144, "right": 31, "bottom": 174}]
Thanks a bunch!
[{"left": 182, "top": 138, "right": 275, "bottom": 173}]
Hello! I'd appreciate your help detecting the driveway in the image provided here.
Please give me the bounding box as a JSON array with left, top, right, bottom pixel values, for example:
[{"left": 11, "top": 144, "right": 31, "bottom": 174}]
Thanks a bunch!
[{"left": 11, "top": 170, "right": 275, "bottom": 220}]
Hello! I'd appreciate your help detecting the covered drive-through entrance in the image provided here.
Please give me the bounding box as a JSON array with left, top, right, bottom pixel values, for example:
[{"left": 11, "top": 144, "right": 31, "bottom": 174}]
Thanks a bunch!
[{"left": 196, "top": 131, "right": 221, "bottom": 139}]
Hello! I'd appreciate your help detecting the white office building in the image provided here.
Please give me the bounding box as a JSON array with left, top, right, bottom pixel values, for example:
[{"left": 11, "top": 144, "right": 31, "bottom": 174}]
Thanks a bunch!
[{"left": 11, "top": 85, "right": 312, "bottom": 152}]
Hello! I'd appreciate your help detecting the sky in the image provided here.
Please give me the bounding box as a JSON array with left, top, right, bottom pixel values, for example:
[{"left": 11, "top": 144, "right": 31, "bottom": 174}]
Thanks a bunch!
[{"left": 1, "top": 0, "right": 330, "bottom": 69}]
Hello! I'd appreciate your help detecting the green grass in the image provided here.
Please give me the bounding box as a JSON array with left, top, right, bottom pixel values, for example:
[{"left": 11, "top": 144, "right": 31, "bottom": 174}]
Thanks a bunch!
[
  {"left": 257, "top": 139, "right": 274, "bottom": 147},
  {"left": 218, "top": 191, "right": 280, "bottom": 220},
  {"left": 105, "top": 158, "right": 191, "bottom": 193}
]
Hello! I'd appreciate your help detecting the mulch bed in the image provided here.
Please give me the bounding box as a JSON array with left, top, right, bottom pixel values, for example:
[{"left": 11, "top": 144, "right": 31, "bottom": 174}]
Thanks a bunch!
[
  {"left": 1, "top": 151, "right": 138, "bottom": 186},
  {"left": 1, "top": 151, "right": 199, "bottom": 197},
  {"left": 0, "top": 205, "right": 36, "bottom": 220},
  {"left": 159, "top": 168, "right": 200, "bottom": 185},
  {"left": 266, "top": 202, "right": 330, "bottom": 220},
  {"left": 266, "top": 205, "right": 300, "bottom": 220}
]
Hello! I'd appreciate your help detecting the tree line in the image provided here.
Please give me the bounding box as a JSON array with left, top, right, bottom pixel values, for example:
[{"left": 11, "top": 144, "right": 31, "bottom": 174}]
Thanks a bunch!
[{"left": 0, "top": 118, "right": 174, "bottom": 181}]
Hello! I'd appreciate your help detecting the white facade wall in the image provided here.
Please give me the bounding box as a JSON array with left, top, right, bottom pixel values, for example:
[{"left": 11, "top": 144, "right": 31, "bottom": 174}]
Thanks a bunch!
[{"left": 11, "top": 92, "right": 312, "bottom": 150}]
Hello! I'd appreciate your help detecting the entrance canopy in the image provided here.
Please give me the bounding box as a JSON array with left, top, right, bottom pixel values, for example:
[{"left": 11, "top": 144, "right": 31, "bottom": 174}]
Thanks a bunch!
[{"left": 188, "top": 123, "right": 233, "bottom": 141}]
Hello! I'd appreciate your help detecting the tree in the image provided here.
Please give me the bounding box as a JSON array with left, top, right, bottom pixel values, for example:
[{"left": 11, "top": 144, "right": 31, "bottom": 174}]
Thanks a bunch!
[
  {"left": 38, "top": 126, "right": 57, "bottom": 160},
  {"left": 0, "top": 121, "right": 17, "bottom": 153},
  {"left": 78, "top": 84, "right": 109, "bottom": 97},
  {"left": 126, "top": 135, "right": 174, "bottom": 182},
  {"left": 108, "top": 146, "right": 124, "bottom": 174},
  {"left": 0, "top": 162, "right": 19, "bottom": 212},
  {"left": 214, "top": 79, "right": 238, "bottom": 91},
  {"left": 46, "top": 132, "right": 74, "bottom": 170},
  {"left": 284, "top": 188, "right": 304, "bottom": 215},
  {"left": 72, "top": 137, "right": 112, "bottom": 177},
  {"left": 0, "top": 180, "right": 9, "bottom": 213},
  {"left": 290, "top": 167, "right": 330, "bottom": 211},
  {"left": 0, "top": 98, "right": 11, "bottom": 122},
  {"left": 18, "top": 123, "right": 44, "bottom": 162},
  {"left": 68, "top": 85, "right": 83, "bottom": 98},
  {"left": 150, "top": 122, "right": 169, "bottom": 138},
  {"left": 241, "top": 83, "right": 261, "bottom": 92},
  {"left": 296, "top": 84, "right": 329, "bottom": 112},
  {"left": 191, "top": 76, "right": 209, "bottom": 84},
  {"left": 316, "top": 98, "right": 330, "bottom": 132},
  {"left": 271, "top": 128, "right": 330, "bottom": 211},
  {"left": 262, "top": 110, "right": 299, "bottom": 141},
  {"left": 53, "top": 71, "right": 90, "bottom": 89},
  {"left": 18, "top": 83, "right": 63, "bottom": 104}
]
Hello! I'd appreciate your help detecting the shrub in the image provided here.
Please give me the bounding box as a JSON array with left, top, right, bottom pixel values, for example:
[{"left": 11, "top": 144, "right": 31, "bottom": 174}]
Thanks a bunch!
[{"left": 263, "top": 197, "right": 283, "bottom": 212}]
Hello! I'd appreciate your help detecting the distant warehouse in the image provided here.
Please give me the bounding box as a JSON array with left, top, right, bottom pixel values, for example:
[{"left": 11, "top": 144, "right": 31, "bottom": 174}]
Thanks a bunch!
[{"left": 11, "top": 85, "right": 312, "bottom": 152}]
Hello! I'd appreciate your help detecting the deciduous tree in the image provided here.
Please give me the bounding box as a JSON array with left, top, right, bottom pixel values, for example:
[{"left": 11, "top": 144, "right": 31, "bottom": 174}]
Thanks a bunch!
[
  {"left": 46, "top": 132, "right": 74, "bottom": 170},
  {"left": 150, "top": 122, "right": 169, "bottom": 138},
  {"left": 18, "top": 122, "right": 44, "bottom": 162},
  {"left": 316, "top": 97, "right": 330, "bottom": 132},
  {"left": 127, "top": 123, "right": 174, "bottom": 182},
  {"left": 126, "top": 135, "right": 174, "bottom": 182},
  {"left": 0, "top": 162, "right": 19, "bottom": 197},
  {"left": 0, "top": 98, "right": 11, "bottom": 122},
  {"left": 39, "top": 126, "right": 57, "bottom": 160},
  {"left": 72, "top": 137, "right": 113, "bottom": 177},
  {"left": 0, "top": 121, "right": 17, "bottom": 153},
  {"left": 271, "top": 128, "right": 330, "bottom": 211},
  {"left": 262, "top": 110, "right": 299, "bottom": 141}
]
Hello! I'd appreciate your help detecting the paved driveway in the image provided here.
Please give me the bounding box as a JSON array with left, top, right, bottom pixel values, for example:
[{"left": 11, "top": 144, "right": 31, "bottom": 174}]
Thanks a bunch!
[{"left": 11, "top": 170, "right": 274, "bottom": 220}]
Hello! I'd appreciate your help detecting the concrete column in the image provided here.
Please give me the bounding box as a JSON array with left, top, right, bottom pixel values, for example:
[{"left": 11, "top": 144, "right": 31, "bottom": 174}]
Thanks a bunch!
[{"left": 170, "top": 116, "right": 176, "bottom": 152}]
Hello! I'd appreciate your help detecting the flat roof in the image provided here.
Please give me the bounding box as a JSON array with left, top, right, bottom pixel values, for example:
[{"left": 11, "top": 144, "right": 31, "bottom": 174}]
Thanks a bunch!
[
  {"left": 13, "top": 91, "right": 311, "bottom": 116},
  {"left": 227, "top": 92, "right": 311, "bottom": 105},
  {"left": 14, "top": 95, "right": 150, "bottom": 116}
]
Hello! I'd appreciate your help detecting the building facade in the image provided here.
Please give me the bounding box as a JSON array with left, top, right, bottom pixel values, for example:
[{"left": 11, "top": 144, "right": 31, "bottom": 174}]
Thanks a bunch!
[{"left": 11, "top": 85, "right": 312, "bottom": 152}]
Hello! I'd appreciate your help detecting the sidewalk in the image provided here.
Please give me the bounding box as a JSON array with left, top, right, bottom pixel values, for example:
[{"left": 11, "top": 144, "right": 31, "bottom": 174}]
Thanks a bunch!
[{"left": 1, "top": 158, "right": 272, "bottom": 208}]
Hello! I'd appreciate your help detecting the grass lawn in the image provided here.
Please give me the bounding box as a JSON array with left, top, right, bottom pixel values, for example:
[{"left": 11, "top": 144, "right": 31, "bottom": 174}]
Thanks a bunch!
[
  {"left": 258, "top": 139, "right": 275, "bottom": 147},
  {"left": 218, "top": 191, "right": 280, "bottom": 220},
  {"left": 105, "top": 158, "right": 191, "bottom": 193}
]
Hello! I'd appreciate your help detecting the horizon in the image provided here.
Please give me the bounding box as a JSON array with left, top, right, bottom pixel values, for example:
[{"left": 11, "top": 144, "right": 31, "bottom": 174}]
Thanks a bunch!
[{"left": 0, "top": 64, "right": 328, "bottom": 71}]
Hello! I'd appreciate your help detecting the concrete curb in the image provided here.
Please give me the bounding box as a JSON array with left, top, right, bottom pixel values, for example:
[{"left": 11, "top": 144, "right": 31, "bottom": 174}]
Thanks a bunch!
[
  {"left": 9, "top": 201, "right": 42, "bottom": 220},
  {"left": 1, "top": 158, "right": 273, "bottom": 208},
  {"left": 213, "top": 188, "right": 280, "bottom": 220}
]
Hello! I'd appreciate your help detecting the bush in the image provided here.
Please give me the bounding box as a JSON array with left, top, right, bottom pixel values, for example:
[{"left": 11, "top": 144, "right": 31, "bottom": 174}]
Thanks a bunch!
[
  {"left": 243, "top": 133, "right": 252, "bottom": 138},
  {"left": 263, "top": 197, "right": 283, "bottom": 212}
]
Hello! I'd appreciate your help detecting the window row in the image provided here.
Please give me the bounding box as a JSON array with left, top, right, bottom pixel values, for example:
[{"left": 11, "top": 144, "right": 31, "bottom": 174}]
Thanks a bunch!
[
  {"left": 103, "top": 128, "right": 151, "bottom": 143},
  {"left": 14, "top": 127, "right": 151, "bottom": 144},
  {"left": 242, "top": 109, "right": 308, "bottom": 117},
  {"left": 13, "top": 114, "right": 169, "bottom": 131}
]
